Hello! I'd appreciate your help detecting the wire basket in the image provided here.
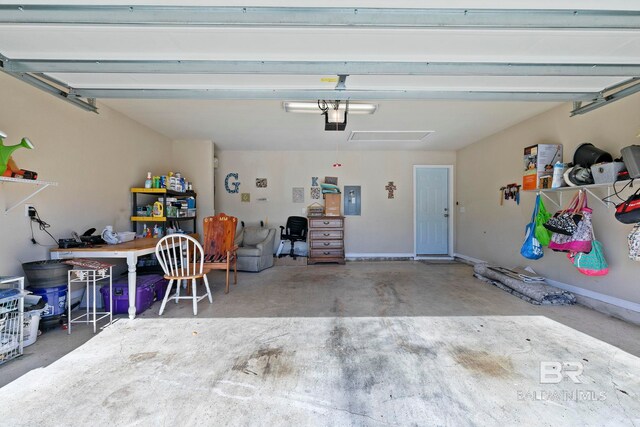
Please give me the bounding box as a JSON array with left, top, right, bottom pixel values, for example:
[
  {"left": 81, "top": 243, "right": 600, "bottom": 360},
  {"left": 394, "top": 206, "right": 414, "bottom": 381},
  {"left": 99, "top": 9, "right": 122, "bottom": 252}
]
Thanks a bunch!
[{"left": 0, "top": 293, "right": 23, "bottom": 365}]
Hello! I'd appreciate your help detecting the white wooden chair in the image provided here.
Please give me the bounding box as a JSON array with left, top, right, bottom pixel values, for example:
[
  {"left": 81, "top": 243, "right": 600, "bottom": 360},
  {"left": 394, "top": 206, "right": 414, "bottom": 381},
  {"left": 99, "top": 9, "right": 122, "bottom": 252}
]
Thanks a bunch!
[{"left": 155, "top": 234, "right": 212, "bottom": 315}]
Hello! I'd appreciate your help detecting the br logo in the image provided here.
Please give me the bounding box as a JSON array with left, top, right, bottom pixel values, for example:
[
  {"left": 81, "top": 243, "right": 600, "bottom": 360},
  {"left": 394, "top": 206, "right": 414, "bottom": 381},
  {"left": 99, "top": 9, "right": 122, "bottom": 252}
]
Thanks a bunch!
[{"left": 540, "top": 361, "right": 584, "bottom": 384}]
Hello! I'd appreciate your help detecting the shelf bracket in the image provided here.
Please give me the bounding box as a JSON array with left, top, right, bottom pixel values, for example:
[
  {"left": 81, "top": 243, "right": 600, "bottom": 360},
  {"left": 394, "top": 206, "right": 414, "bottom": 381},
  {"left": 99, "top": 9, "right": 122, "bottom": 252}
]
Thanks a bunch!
[
  {"left": 1, "top": 177, "right": 58, "bottom": 214},
  {"left": 537, "top": 191, "right": 561, "bottom": 209},
  {"left": 582, "top": 187, "right": 613, "bottom": 209}
]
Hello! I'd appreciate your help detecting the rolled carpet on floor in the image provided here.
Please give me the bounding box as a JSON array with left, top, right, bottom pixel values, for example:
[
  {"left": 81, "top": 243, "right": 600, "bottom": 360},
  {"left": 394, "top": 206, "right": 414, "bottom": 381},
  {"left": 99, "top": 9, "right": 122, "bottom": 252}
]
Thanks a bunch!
[{"left": 473, "top": 263, "right": 576, "bottom": 305}]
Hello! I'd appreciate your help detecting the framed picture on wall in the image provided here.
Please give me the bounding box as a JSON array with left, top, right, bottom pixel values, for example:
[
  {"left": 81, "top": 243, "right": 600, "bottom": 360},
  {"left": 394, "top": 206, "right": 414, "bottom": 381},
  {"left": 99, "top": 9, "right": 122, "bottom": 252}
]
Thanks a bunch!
[{"left": 292, "top": 187, "right": 304, "bottom": 203}]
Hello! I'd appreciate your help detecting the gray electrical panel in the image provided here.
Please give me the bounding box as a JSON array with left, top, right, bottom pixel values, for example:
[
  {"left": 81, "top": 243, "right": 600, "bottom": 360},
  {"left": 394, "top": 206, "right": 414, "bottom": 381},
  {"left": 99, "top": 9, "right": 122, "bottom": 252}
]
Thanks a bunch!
[{"left": 344, "top": 185, "right": 361, "bottom": 216}]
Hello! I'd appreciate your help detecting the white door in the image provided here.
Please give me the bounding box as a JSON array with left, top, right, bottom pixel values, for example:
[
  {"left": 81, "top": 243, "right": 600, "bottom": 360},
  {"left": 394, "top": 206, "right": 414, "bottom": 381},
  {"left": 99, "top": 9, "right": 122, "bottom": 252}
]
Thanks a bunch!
[{"left": 415, "top": 167, "right": 450, "bottom": 255}]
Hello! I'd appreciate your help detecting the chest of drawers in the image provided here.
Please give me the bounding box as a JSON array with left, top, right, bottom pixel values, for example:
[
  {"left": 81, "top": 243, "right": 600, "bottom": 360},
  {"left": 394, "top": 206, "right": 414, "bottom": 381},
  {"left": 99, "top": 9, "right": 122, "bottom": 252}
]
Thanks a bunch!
[{"left": 307, "top": 216, "right": 345, "bottom": 265}]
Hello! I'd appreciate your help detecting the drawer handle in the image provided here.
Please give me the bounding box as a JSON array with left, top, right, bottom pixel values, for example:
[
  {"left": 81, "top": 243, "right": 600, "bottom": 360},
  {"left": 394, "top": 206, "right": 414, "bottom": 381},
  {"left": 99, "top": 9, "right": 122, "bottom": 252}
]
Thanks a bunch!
[
  {"left": 323, "top": 233, "right": 331, "bottom": 236},
  {"left": 323, "top": 221, "right": 330, "bottom": 224},
  {"left": 323, "top": 251, "right": 331, "bottom": 255},
  {"left": 323, "top": 242, "right": 330, "bottom": 246}
]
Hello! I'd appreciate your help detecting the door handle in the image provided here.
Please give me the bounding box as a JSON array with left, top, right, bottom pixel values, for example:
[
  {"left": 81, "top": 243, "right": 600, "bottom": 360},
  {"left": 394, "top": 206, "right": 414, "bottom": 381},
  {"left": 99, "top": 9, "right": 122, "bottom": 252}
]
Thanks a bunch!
[{"left": 444, "top": 214, "right": 449, "bottom": 217}]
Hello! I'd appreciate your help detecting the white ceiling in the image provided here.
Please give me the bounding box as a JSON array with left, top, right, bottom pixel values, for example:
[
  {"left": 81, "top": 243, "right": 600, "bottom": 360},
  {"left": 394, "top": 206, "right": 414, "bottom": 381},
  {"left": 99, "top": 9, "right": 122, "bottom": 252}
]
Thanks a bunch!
[
  {"left": 1, "top": 1, "right": 639, "bottom": 151},
  {"left": 100, "top": 99, "right": 558, "bottom": 151}
]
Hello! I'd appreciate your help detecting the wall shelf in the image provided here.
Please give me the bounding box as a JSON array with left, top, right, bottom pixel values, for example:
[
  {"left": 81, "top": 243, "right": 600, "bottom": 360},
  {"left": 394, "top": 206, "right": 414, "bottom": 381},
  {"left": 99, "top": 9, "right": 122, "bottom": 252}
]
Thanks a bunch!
[
  {"left": 0, "top": 177, "right": 58, "bottom": 214},
  {"left": 523, "top": 181, "right": 635, "bottom": 209},
  {"left": 130, "top": 216, "right": 197, "bottom": 222}
]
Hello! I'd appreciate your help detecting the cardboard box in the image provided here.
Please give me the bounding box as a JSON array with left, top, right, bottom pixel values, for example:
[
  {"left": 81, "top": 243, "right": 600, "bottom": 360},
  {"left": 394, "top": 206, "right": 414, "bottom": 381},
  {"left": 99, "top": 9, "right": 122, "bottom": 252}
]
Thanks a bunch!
[
  {"left": 324, "top": 193, "right": 341, "bottom": 216},
  {"left": 523, "top": 144, "right": 563, "bottom": 190}
]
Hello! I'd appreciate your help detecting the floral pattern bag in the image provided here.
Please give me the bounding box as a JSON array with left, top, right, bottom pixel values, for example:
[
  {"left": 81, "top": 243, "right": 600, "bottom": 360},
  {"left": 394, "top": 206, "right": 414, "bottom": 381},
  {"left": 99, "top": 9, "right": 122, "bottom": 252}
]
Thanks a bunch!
[
  {"left": 549, "top": 191, "right": 593, "bottom": 253},
  {"left": 543, "top": 192, "right": 583, "bottom": 236},
  {"left": 629, "top": 224, "right": 640, "bottom": 261}
]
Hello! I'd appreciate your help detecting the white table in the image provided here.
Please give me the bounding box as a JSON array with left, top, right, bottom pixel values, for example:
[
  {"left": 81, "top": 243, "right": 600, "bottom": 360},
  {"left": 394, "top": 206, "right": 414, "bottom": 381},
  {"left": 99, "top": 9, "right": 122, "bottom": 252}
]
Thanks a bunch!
[{"left": 51, "top": 236, "right": 193, "bottom": 319}]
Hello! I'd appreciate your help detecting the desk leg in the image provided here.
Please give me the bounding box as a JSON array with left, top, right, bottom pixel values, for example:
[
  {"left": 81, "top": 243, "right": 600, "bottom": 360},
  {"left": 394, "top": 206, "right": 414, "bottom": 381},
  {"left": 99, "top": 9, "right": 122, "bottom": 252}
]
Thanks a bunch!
[{"left": 127, "top": 254, "right": 138, "bottom": 320}]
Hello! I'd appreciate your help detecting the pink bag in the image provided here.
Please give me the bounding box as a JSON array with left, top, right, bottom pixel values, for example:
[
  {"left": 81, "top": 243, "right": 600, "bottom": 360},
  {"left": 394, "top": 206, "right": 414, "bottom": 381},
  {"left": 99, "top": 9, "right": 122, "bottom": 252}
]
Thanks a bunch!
[{"left": 549, "top": 191, "right": 593, "bottom": 253}]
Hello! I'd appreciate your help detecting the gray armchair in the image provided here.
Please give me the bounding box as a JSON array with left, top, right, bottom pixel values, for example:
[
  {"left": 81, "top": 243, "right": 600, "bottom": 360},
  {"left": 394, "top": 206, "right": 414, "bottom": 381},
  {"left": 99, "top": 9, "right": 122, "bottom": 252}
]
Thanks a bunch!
[{"left": 235, "top": 226, "right": 276, "bottom": 272}]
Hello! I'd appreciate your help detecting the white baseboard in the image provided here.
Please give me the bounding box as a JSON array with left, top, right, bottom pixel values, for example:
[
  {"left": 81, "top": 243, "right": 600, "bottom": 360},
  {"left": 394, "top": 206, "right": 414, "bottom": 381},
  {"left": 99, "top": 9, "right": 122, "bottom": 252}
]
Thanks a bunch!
[
  {"left": 544, "top": 278, "right": 640, "bottom": 314},
  {"left": 415, "top": 256, "right": 454, "bottom": 261},
  {"left": 345, "top": 253, "right": 414, "bottom": 259},
  {"left": 454, "top": 252, "right": 640, "bottom": 316}
]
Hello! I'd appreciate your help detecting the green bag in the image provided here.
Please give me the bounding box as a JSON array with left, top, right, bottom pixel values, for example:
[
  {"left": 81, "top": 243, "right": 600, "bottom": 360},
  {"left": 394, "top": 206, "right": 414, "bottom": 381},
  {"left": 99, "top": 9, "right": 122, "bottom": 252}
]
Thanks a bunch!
[{"left": 534, "top": 196, "right": 553, "bottom": 246}]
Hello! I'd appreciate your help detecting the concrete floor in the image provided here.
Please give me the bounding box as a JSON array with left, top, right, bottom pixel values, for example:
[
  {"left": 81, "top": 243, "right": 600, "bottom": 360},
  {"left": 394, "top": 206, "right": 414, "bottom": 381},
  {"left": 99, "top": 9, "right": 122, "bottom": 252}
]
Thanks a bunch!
[
  {"left": 2, "top": 315, "right": 639, "bottom": 426},
  {"left": 1, "top": 261, "right": 639, "bottom": 424}
]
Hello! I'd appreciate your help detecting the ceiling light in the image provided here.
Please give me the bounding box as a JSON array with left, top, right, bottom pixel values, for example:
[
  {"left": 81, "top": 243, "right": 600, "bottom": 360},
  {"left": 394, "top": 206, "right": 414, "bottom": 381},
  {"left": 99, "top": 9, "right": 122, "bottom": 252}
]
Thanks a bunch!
[
  {"left": 283, "top": 101, "right": 377, "bottom": 114},
  {"left": 284, "top": 100, "right": 377, "bottom": 132}
]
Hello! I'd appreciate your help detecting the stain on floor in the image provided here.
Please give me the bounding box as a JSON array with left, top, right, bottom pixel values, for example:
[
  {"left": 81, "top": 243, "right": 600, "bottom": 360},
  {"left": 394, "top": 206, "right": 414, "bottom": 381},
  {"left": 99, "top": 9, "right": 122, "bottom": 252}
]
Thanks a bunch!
[
  {"left": 232, "top": 346, "right": 291, "bottom": 378},
  {"left": 129, "top": 352, "right": 158, "bottom": 363},
  {"left": 451, "top": 347, "right": 513, "bottom": 378}
]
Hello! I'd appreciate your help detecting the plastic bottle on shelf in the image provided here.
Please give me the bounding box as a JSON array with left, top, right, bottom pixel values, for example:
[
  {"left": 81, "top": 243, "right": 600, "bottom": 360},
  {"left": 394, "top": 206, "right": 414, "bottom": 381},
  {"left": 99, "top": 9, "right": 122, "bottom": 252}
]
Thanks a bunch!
[
  {"left": 144, "top": 172, "right": 152, "bottom": 189},
  {"left": 152, "top": 201, "right": 163, "bottom": 218}
]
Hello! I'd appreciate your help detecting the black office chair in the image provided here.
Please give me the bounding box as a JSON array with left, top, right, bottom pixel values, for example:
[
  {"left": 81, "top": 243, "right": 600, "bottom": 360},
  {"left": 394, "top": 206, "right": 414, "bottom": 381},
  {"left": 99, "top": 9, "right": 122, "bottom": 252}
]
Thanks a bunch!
[{"left": 279, "top": 216, "right": 308, "bottom": 259}]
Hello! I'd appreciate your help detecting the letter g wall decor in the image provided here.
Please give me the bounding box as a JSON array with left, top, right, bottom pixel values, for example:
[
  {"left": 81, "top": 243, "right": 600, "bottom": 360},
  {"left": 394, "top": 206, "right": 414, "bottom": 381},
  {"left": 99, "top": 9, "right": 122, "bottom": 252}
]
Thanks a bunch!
[{"left": 225, "top": 172, "right": 240, "bottom": 193}]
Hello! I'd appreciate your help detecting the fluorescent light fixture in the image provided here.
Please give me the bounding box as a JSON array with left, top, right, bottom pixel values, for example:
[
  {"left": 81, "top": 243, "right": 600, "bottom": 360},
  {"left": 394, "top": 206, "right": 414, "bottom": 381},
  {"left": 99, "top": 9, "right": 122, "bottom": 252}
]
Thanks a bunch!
[
  {"left": 327, "top": 109, "right": 344, "bottom": 123},
  {"left": 283, "top": 101, "right": 377, "bottom": 114}
]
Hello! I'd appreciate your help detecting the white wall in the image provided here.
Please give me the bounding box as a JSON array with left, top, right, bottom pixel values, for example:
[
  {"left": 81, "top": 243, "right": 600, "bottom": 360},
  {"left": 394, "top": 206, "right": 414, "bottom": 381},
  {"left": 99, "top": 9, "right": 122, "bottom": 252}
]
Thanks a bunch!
[
  {"left": 0, "top": 73, "right": 173, "bottom": 278},
  {"left": 215, "top": 150, "right": 456, "bottom": 255},
  {"left": 171, "top": 140, "right": 215, "bottom": 236},
  {"left": 456, "top": 95, "right": 640, "bottom": 305}
]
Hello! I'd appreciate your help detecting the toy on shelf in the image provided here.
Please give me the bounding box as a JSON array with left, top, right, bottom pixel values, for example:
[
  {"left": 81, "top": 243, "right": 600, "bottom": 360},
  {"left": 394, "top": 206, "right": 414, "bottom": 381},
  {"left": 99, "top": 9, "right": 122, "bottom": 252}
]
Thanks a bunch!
[{"left": 0, "top": 130, "right": 37, "bottom": 179}]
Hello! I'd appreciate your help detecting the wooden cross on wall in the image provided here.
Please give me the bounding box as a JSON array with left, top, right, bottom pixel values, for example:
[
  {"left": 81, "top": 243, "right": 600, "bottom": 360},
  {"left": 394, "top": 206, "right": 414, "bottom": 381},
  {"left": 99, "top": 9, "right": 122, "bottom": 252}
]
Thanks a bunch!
[{"left": 385, "top": 181, "right": 397, "bottom": 199}]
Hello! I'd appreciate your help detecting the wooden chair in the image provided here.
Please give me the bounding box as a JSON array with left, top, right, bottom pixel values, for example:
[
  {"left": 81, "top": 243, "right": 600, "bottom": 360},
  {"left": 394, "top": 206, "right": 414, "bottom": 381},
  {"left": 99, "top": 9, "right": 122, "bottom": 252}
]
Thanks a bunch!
[
  {"left": 202, "top": 213, "right": 238, "bottom": 294},
  {"left": 155, "top": 234, "right": 212, "bottom": 315}
]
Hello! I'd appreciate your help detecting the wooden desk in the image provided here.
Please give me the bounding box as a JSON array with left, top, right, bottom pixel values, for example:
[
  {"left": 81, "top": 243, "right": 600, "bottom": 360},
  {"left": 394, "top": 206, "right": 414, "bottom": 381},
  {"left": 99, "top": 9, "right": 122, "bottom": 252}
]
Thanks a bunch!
[{"left": 51, "top": 235, "right": 196, "bottom": 319}]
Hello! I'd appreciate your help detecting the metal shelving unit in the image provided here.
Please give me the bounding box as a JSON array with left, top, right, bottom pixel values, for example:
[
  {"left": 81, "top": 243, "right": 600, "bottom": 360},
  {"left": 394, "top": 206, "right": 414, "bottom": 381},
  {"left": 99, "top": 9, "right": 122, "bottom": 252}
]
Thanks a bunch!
[{"left": 130, "top": 187, "right": 197, "bottom": 234}]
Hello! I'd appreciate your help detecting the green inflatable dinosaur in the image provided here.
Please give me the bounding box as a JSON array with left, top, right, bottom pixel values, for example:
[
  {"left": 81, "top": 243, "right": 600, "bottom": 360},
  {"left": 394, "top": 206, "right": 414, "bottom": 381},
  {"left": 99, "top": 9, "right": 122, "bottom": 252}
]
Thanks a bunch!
[{"left": 0, "top": 130, "right": 34, "bottom": 176}]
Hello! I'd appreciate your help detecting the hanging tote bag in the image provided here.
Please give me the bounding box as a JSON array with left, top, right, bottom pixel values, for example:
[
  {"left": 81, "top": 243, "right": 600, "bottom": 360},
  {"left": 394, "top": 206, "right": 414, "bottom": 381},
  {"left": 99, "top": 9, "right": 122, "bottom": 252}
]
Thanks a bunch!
[
  {"left": 570, "top": 229, "right": 609, "bottom": 276},
  {"left": 549, "top": 191, "right": 593, "bottom": 253},
  {"left": 534, "top": 195, "right": 553, "bottom": 246},
  {"left": 629, "top": 224, "right": 640, "bottom": 261},
  {"left": 543, "top": 192, "right": 584, "bottom": 235},
  {"left": 521, "top": 195, "right": 544, "bottom": 260}
]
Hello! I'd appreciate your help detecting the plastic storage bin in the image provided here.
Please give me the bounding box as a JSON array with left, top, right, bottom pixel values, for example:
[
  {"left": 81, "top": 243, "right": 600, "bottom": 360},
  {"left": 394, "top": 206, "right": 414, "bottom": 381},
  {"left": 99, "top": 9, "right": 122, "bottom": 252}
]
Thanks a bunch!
[
  {"left": 590, "top": 162, "right": 626, "bottom": 184},
  {"left": 27, "top": 285, "right": 67, "bottom": 317},
  {"left": 23, "top": 310, "right": 43, "bottom": 347},
  {"left": 148, "top": 276, "right": 170, "bottom": 300},
  {"left": 621, "top": 145, "right": 640, "bottom": 179},
  {"left": 100, "top": 275, "right": 163, "bottom": 315}
]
